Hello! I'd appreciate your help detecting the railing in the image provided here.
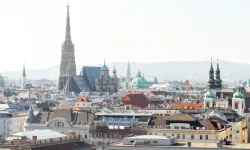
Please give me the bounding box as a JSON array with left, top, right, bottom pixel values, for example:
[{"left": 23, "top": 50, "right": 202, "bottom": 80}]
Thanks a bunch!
[{"left": 0, "top": 135, "right": 81, "bottom": 148}]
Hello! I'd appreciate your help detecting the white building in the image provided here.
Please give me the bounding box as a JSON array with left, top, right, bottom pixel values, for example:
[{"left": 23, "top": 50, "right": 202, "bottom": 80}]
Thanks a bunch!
[{"left": 0, "top": 104, "right": 28, "bottom": 136}]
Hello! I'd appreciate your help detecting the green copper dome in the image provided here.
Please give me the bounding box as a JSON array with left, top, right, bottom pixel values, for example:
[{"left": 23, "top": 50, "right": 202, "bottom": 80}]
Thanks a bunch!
[
  {"left": 233, "top": 91, "right": 244, "bottom": 99},
  {"left": 204, "top": 91, "right": 215, "bottom": 99},
  {"left": 131, "top": 71, "right": 148, "bottom": 89},
  {"left": 100, "top": 64, "right": 109, "bottom": 71}
]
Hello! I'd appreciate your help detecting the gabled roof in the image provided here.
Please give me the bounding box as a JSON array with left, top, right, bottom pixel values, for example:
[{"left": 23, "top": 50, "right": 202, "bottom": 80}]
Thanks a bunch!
[
  {"left": 170, "top": 103, "right": 203, "bottom": 109},
  {"left": 49, "top": 109, "right": 72, "bottom": 122},
  {"left": 199, "top": 120, "right": 217, "bottom": 130},
  {"left": 76, "top": 96, "right": 90, "bottom": 102},
  {"left": 166, "top": 114, "right": 195, "bottom": 121},
  {"left": 121, "top": 93, "right": 149, "bottom": 108}
]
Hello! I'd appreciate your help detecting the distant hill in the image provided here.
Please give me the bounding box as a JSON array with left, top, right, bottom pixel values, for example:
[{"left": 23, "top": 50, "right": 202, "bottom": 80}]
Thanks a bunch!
[{"left": 2, "top": 61, "right": 250, "bottom": 82}]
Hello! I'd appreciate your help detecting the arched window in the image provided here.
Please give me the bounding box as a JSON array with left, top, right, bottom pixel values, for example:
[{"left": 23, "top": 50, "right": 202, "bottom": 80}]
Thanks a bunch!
[
  {"left": 206, "top": 102, "right": 210, "bottom": 107},
  {"left": 235, "top": 102, "right": 238, "bottom": 109}
]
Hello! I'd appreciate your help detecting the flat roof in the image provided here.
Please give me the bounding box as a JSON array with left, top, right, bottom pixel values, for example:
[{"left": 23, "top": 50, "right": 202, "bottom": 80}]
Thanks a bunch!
[
  {"left": 111, "top": 142, "right": 250, "bottom": 149},
  {"left": 12, "top": 129, "right": 67, "bottom": 140},
  {"left": 124, "top": 135, "right": 170, "bottom": 140}
]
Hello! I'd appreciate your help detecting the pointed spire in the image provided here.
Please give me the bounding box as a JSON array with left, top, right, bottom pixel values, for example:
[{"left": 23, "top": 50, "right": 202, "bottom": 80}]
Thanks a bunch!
[
  {"left": 104, "top": 58, "right": 106, "bottom": 65},
  {"left": 216, "top": 58, "right": 220, "bottom": 71},
  {"left": 127, "top": 61, "right": 131, "bottom": 79},
  {"left": 113, "top": 62, "right": 116, "bottom": 73},
  {"left": 210, "top": 57, "right": 214, "bottom": 71},
  {"left": 23, "top": 61, "right": 26, "bottom": 77},
  {"left": 65, "top": 4, "right": 71, "bottom": 41}
]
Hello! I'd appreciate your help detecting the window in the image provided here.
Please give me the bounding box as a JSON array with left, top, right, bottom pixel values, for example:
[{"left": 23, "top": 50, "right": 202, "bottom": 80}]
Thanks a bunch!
[
  {"left": 205, "top": 135, "right": 208, "bottom": 140},
  {"left": 206, "top": 102, "right": 209, "bottom": 107},
  {"left": 200, "top": 135, "right": 203, "bottom": 140},
  {"left": 174, "top": 126, "right": 179, "bottom": 129},
  {"left": 155, "top": 133, "right": 157, "bottom": 135},
  {"left": 181, "top": 126, "right": 185, "bottom": 129},
  {"left": 191, "top": 135, "right": 194, "bottom": 139},
  {"left": 85, "top": 134, "right": 88, "bottom": 138},
  {"left": 163, "top": 134, "right": 166, "bottom": 136},
  {"left": 172, "top": 134, "right": 174, "bottom": 137},
  {"left": 130, "top": 141, "right": 135, "bottom": 143},
  {"left": 182, "top": 134, "right": 185, "bottom": 139},
  {"left": 153, "top": 141, "right": 158, "bottom": 143},
  {"left": 177, "top": 134, "right": 180, "bottom": 139},
  {"left": 235, "top": 102, "right": 238, "bottom": 109}
]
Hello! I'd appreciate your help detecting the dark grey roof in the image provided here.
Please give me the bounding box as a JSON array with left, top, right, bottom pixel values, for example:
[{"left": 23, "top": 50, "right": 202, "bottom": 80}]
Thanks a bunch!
[
  {"left": 72, "top": 76, "right": 91, "bottom": 92},
  {"left": 36, "top": 109, "right": 94, "bottom": 125},
  {"left": 81, "top": 66, "right": 100, "bottom": 91},
  {"left": 49, "top": 109, "right": 72, "bottom": 122}
]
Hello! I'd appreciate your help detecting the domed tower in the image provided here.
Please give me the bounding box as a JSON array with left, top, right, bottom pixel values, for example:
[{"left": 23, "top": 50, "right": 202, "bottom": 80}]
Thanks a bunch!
[
  {"left": 215, "top": 59, "right": 222, "bottom": 89},
  {"left": 100, "top": 58, "right": 109, "bottom": 81},
  {"left": 130, "top": 71, "right": 148, "bottom": 89},
  {"left": 207, "top": 58, "right": 215, "bottom": 89},
  {"left": 204, "top": 90, "right": 215, "bottom": 108},
  {"left": 232, "top": 88, "right": 245, "bottom": 115},
  {"left": 95, "top": 58, "right": 111, "bottom": 92}
]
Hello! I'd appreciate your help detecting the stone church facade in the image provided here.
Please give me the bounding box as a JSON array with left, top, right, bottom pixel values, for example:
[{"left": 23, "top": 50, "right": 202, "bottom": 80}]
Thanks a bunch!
[
  {"left": 58, "top": 5, "right": 76, "bottom": 90},
  {"left": 95, "top": 61, "right": 118, "bottom": 94}
]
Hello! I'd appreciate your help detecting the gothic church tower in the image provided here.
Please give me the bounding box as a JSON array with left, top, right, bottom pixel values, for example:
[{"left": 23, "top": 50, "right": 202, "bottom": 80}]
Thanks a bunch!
[
  {"left": 58, "top": 5, "right": 76, "bottom": 90},
  {"left": 22, "top": 62, "right": 27, "bottom": 89}
]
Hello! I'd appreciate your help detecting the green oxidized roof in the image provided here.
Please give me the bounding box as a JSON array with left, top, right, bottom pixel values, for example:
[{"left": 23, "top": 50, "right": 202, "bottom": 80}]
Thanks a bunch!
[
  {"left": 131, "top": 71, "right": 148, "bottom": 89},
  {"left": 205, "top": 91, "right": 215, "bottom": 99},
  {"left": 233, "top": 91, "right": 244, "bottom": 99},
  {"left": 100, "top": 64, "right": 109, "bottom": 71}
]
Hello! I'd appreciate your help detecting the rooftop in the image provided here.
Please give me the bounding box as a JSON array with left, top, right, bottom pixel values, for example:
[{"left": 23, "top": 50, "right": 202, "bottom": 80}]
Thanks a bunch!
[
  {"left": 110, "top": 142, "right": 250, "bottom": 149},
  {"left": 12, "top": 129, "right": 67, "bottom": 140}
]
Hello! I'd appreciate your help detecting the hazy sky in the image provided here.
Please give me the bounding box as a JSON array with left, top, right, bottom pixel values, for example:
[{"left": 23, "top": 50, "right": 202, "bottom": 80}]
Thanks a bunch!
[{"left": 1, "top": 0, "right": 250, "bottom": 72}]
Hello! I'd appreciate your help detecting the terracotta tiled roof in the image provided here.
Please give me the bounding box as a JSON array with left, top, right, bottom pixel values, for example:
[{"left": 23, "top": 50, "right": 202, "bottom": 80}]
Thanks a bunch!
[
  {"left": 199, "top": 120, "right": 217, "bottom": 130},
  {"left": 122, "top": 93, "right": 149, "bottom": 108},
  {"left": 166, "top": 114, "right": 195, "bottom": 121},
  {"left": 170, "top": 102, "right": 203, "bottom": 109},
  {"left": 76, "top": 96, "right": 90, "bottom": 102}
]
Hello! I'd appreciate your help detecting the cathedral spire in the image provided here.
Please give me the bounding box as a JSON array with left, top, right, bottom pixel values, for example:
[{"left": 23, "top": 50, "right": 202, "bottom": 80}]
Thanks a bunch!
[
  {"left": 216, "top": 59, "right": 220, "bottom": 71},
  {"left": 210, "top": 58, "right": 214, "bottom": 71},
  {"left": 127, "top": 61, "right": 131, "bottom": 80},
  {"left": 113, "top": 62, "right": 116, "bottom": 73},
  {"left": 23, "top": 62, "right": 26, "bottom": 77},
  {"left": 65, "top": 4, "right": 71, "bottom": 41},
  {"left": 207, "top": 58, "right": 215, "bottom": 89},
  {"left": 215, "top": 58, "right": 222, "bottom": 89}
]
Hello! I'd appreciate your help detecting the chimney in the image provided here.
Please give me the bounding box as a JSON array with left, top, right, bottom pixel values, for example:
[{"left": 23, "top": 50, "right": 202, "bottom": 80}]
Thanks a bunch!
[
  {"left": 32, "top": 136, "right": 37, "bottom": 141},
  {"left": 21, "top": 136, "right": 27, "bottom": 141}
]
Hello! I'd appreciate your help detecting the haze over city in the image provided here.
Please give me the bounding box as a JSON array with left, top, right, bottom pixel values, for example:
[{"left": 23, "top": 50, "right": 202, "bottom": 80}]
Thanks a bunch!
[{"left": 1, "top": 0, "right": 250, "bottom": 72}]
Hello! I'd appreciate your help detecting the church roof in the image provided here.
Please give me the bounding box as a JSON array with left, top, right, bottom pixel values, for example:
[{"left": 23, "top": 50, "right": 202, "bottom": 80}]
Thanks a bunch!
[
  {"left": 205, "top": 91, "right": 215, "bottom": 99},
  {"left": 121, "top": 93, "right": 149, "bottom": 108},
  {"left": 233, "top": 90, "right": 244, "bottom": 99},
  {"left": 131, "top": 71, "right": 148, "bottom": 89},
  {"left": 100, "top": 64, "right": 109, "bottom": 71}
]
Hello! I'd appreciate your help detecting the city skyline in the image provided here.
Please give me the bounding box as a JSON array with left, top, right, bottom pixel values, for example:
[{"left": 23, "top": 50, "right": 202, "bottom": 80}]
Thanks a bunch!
[{"left": 1, "top": 0, "right": 250, "bottom": 72}]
